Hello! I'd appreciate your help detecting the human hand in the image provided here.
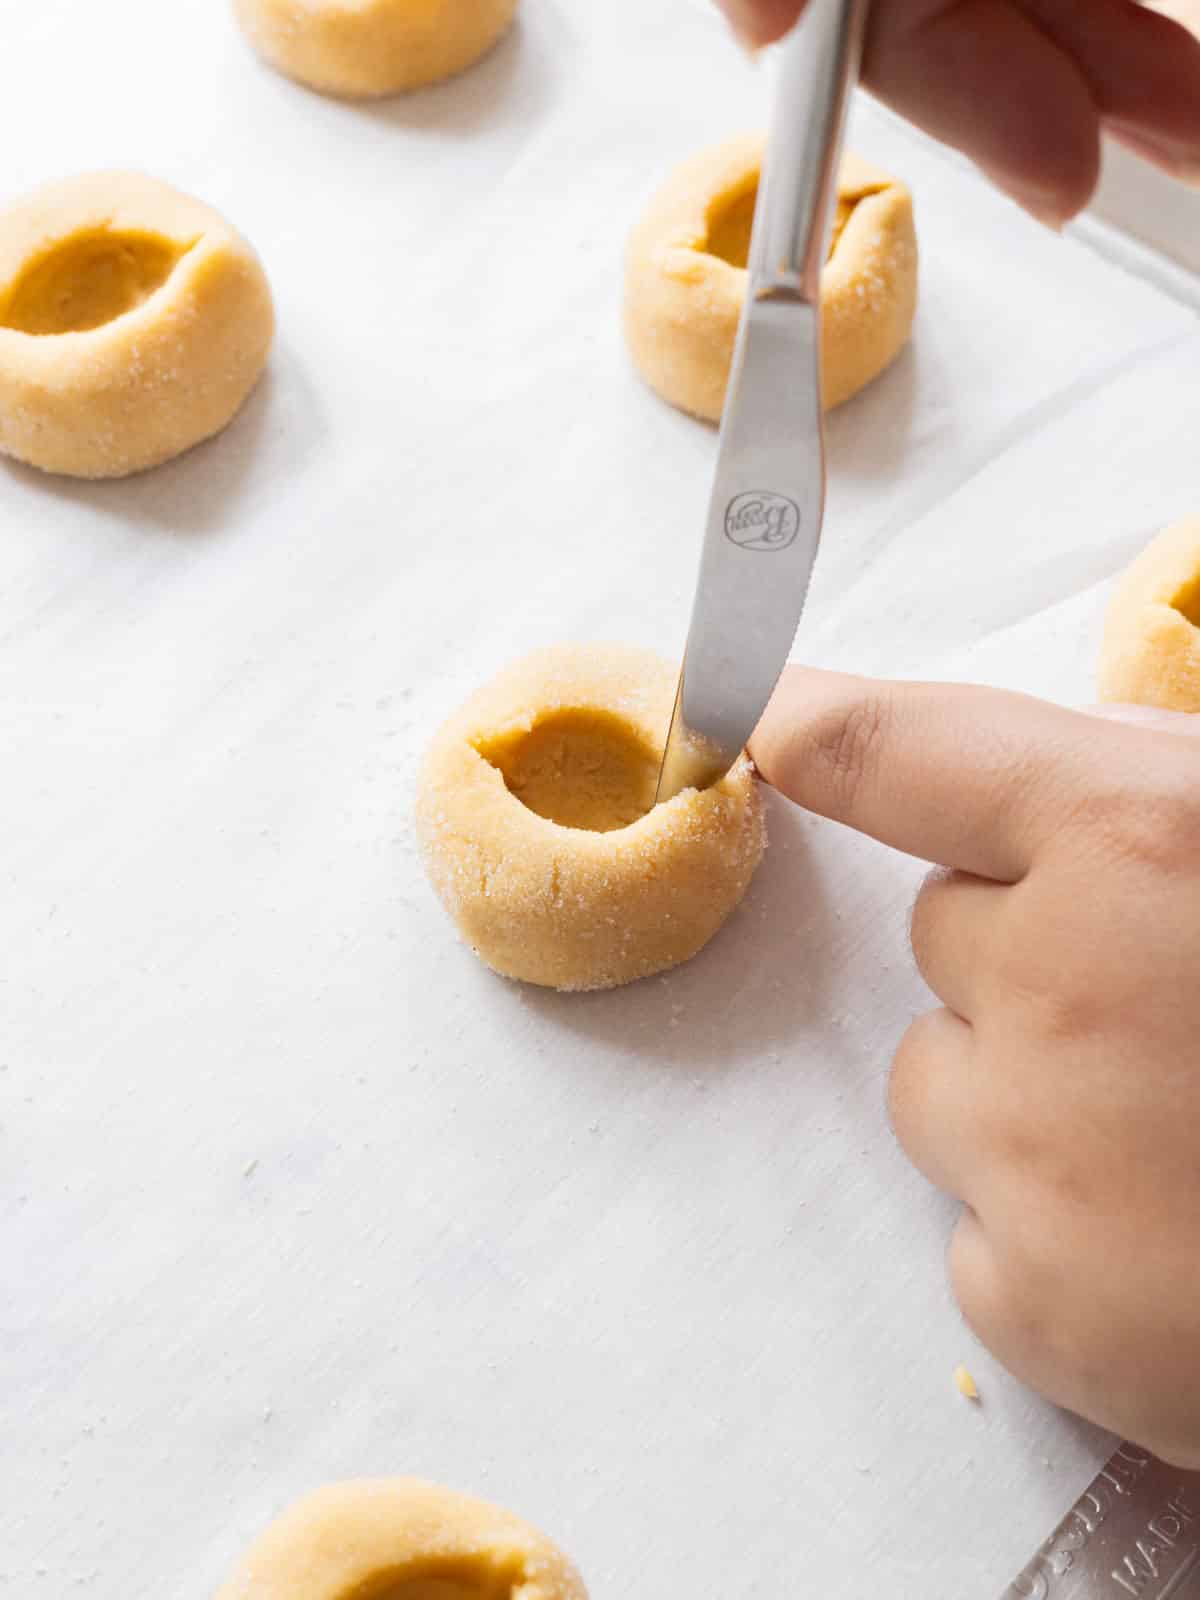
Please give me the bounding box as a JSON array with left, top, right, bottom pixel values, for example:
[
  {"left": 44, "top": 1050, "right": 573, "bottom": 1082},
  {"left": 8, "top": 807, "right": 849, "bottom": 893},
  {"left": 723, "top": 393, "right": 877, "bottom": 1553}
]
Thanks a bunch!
[
  {"left": 717, "top": 0, "right": 1200, "bottom": 224},
  {"left": 750, "top": 670, "right": 1200, "bottom": 1465}
]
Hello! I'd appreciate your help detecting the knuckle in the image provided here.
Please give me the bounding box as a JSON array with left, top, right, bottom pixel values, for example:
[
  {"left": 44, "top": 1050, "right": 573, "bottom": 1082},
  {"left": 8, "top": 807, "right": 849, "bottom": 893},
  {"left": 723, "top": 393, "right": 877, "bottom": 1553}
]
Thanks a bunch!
[
  {"left": 947, "top": 1218, "right": 1000, "bottom": 1342},
  {"left": 886, "top": 1010, "right": 938, "bottom": 1134},
  {"left": 807, "top": 694, "right": 891, "bottom": 818},
  {"left": 908, "top": 867, "right": 955, "bottom": 971},
  {"left": 994, "top": 942, "right": 1099, "bottom": 1042},
  {"left": 1067, "top": 769, "right": 1200, "bottom": 872},
  {"left": 949, "top": 1217, "right": 1050, "bottom": 1368},
  {"left": 1029, "top": 979, "right": 1100, "bottom": 1044}
]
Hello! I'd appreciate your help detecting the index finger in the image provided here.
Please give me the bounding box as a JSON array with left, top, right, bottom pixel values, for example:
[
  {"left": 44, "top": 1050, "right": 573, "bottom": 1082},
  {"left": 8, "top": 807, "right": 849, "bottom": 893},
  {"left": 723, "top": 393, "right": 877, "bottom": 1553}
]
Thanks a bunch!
[{"left": 748, "top": 667, "right": 1136, "bottom": 881}]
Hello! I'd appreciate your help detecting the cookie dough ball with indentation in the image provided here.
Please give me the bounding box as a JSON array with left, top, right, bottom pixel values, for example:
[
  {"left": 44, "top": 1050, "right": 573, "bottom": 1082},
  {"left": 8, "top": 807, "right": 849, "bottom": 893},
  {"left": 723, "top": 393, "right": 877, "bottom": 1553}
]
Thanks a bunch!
[
  {"left": 235, "top": 0, "right": 519, "bottom": 98},
  {"left": 0, "top": 172, "right": 274, "bottom": 480},
  {"left": 624, "top": 134, "right": 918, "bottom": 422},
  {"left": 214, "top": 1478, "right": 588, "bottom": 1600},
  {"left": 416, "top": 644, "right": 767, "bottom": 992},
  {"left": 1099, "top": 517, "right": 1200, "bottom": 711}
]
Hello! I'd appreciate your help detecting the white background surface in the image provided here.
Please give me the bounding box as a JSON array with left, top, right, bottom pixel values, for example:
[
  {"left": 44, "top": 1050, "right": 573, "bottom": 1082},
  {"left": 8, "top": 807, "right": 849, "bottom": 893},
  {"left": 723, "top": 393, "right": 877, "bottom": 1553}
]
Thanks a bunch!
[
  {"left": 1092, "top": 135, "right": 1200, "bottom": 276},
  {"left": 2, "top": 2, "right": 1199, "bottom": 1596}
]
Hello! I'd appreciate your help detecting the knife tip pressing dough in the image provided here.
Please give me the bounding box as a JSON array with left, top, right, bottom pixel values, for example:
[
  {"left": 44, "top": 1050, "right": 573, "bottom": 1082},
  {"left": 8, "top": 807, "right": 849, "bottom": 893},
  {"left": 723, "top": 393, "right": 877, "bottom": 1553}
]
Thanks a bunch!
[
  {"left": 416, "top": 644, "right": 767, "bottom": 992},
  {"left": 0, "top": 172, "right": 274, "bottom": 480},
  {"left": 234, "top": 0, "right": 520, "bottom": 98},
  {"left": 213, "top": 1477, "right": 588, "bottom": 1600},
  {"left": 1099, "top": 516, "right": 1200, "bottom": 711},
  {"left": 624, "top": 135, "right": 918, "bottom": 422}
]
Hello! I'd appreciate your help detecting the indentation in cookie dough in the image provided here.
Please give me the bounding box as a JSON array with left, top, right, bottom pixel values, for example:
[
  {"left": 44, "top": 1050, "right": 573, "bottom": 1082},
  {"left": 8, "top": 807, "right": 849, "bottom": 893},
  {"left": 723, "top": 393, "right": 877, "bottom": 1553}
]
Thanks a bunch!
[
  {"left": 829, "top": 196, "right": 860, "bottom": 256},
  {"left": 1174, "top": 574, "right": 1200, "bottom": 628},
  {"left": 0, "top": 227, "right": 193, "bottom": 335},
  {"left": 476, "top": 709, "right": 659, "bottom": 832},
  {"left": 352, "top": 1560, "right": 522, "bottom": 1599},
  {"left": 212, "top": 1479, "right": 587, "bottom": 1600},
  {"left": 1098, "top": 517, "right": 1200, "bottom": 711},
  {"left": 0, "top": 171, "right": 274, "bottom": 479},
  {"left": 417, "top": 645, "right": 766, "bottom": 991},
  {"left": 704, "top": 182, "right": 872, "bottom": 271},
  {"left": 625, "top": 139, "right": 917, "bottom": 421},
  {"left": 704, "top": 178, "right": 759, "bottom": 270}
]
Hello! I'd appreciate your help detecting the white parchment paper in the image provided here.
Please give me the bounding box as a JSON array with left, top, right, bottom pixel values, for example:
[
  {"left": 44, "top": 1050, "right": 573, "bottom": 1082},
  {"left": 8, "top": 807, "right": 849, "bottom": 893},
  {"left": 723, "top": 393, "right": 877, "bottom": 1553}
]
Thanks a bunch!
[{"left": 2, "top": 2, "right": 1198, "bottom": 1596}]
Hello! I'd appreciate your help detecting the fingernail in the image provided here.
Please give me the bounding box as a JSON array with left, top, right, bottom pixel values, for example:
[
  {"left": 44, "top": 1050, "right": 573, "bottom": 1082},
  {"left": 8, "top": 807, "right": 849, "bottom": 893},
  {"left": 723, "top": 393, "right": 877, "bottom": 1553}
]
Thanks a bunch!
[
  {"left": 718, "top": 0, "right": 767, "bottom": 50},
  {"left": 978, "top": 164, "right": 1070, "bottom": 232},
  {"left": 1013, "top": 191, "right": 1066, "bottom": 233},
  {"left": 1012, "top": 180, "right": 1069, "bottom": 231},
  {"left": 1025, "top": 205, "right": 1065, "bottom": 234}
]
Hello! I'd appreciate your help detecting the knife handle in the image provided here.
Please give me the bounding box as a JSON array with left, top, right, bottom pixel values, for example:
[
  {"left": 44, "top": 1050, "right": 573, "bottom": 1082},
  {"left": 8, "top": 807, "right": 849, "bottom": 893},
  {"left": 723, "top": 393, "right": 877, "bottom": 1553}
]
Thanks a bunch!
[{"left": 751, "top": 0, "right": 870, "bottom": 304}]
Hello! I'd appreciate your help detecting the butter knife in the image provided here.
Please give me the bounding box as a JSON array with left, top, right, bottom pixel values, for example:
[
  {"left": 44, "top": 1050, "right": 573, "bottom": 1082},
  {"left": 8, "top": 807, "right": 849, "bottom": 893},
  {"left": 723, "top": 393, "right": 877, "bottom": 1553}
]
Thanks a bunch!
[{"left": 656, "top": 0, "right": 869, "bottom": 802}]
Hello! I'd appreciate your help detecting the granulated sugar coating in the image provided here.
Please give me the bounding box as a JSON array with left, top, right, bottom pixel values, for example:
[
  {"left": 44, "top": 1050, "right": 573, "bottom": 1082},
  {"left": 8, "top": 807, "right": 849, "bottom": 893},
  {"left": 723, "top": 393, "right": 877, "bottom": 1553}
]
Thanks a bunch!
[
  {"left": 623, "top": 135, "right": 918, "bottom": 423},
  {"left": 213, "top": 1478, "right": 588, "bottom": 1600},
  {"left": 1099, "top": 515, "right": 1200, "bottom": 711},
  {"left": 0, "top": 172, "right": 273, "bottom": 479},
  {"left": 234, "top": 0, "right": 519, "bottom": 98},
  {"left": 415, "top": 643, "right": 767, "bottom": 992}
]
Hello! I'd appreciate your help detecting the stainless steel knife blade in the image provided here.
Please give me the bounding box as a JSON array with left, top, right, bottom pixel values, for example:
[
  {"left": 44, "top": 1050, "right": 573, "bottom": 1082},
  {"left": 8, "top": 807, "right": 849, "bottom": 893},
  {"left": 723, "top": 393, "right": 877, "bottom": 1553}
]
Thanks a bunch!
[
  {"left": 656, "top": 0, "right": 868, "bottom": 803},
  {"left": 656, "top": 296, "right": 824, "bottom": 800}
]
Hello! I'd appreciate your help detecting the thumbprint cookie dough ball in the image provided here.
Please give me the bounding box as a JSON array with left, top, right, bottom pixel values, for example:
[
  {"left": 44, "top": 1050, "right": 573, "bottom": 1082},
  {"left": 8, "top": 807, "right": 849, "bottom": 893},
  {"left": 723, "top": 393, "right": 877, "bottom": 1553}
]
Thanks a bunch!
[
  {"left": 214, "top": 1478, "right": 588, "bottom": 1600},
  {"left": 234, "top": 0, "right": 520, "bottom": 98},
  {"left": 0, "top": 172, "right": 274, "bottom": 480},
  {"left": 1099, "top": 516, "right": 1200, "bottom": 711},
  {"left": 624, "top": 134, "right": 918, "bottom": 422},
  {"left": 416, "top": 644, "right": 767, "bottom": 992}
]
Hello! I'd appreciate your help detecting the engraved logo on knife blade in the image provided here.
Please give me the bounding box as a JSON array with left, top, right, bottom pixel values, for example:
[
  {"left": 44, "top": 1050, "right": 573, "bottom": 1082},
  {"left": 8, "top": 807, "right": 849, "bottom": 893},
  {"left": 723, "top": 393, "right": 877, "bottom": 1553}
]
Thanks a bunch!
[
  {"left": 724, "top": 491, "right": 800, "bottom": 552},
  {"left": 1002, "top": 1444, "right": 1200, "bottom": 1600}
]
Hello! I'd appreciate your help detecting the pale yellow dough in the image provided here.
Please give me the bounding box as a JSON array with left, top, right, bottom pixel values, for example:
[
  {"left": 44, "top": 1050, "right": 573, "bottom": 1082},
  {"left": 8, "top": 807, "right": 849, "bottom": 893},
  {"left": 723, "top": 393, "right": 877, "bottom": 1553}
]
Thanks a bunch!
[
  {"left": 624, "top": 135, "right": 918, "bottom": 422},
  {"left": 416, "top": 644, "right": 767, "bottom": 992},
  {"left": 1099, "top": 516, "right": 1200, "bottom": 711},
  {"left": 0, "top": 172, "right": 274, "bottom": 480},
  {"left": 214, "top": 1478, "right": 588, "bottom": 1600},
  {"left": 235, "top": 0, "right": 519, "bottom": 98}
]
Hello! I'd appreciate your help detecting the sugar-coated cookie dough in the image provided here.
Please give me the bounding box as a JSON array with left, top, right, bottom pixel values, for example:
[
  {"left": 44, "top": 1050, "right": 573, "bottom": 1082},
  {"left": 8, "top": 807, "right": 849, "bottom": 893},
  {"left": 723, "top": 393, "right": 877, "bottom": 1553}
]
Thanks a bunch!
[
  {"left": 214, "top": 1478, "right": 588, "bottom": 1600},
  {"left": 1099, "top": 516, "right": 1200, "bottom": 711},
  {"left": 0, "top": 172, "right": 273, "bottom": 480},
  {"left": 235, "top": 0, "right": 519, "bottom": 98},
  {"left": 416, "top": 644, "right": 767, "bottom": 992},
  {"left": 624, "top": 135, "right": 918, "bottom": 422}
]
